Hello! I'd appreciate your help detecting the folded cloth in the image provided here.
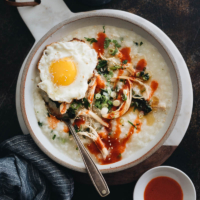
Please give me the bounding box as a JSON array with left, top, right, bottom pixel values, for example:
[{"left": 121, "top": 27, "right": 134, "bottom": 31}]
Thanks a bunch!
[{"left": 0, "top": 135, "right": 74, "bottom": 200}]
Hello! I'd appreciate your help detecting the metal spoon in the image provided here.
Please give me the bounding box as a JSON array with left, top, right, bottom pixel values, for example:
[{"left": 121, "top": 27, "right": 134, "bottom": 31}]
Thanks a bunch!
[{"left": 40, "top": 90, "right": 110, "bottom": 197}]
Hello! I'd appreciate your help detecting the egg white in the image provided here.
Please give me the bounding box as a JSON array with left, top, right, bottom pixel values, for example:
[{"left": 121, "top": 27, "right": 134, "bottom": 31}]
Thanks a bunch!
[{"left": 37, "top": 40, "right": 98, "bottom": 102}]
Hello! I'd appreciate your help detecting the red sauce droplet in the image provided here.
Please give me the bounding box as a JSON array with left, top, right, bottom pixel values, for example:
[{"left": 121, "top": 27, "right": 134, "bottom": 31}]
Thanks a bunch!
[
  {"left": 144, "top": 176, "right": 183, "bottom": 200},
  {"left": 95, "top": 74, "right": 105, "bottom": 93},
  {"left": 136, "top": 59, "right": 147, "bottom": 71},
  {"left": 149, "top": 80, "right": 159, "bottom": 99},
  {"left": 48, "top": 115, "right": 59, "bottom": 129},
  {"left": 119, "top": 47, "right": 131, "bottom": 63},
  {"left": 74, "top": 117, "right": 85, "bottom": 128},
  {"left": 93, "top": 32, "right": 106, "bottom": 56}
]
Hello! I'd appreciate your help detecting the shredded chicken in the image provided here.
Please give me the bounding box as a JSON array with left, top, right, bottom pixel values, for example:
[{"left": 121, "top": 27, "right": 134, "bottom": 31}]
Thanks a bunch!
[
  {"left": 77, "top": 109, "right": 109, "bottom": 127},
  {"left": 78, "top": 125, "right": 108, "bottom": 159},
  {"left": 60, "top": 102, "right": 70, "bottom": 114},
  {"left": 152, "top": 103, "right": 166, "bottom": 110},
  {"left": 111, "top": 76, "right": 150, "bottom": 100},
  {"left": 125, "top": 63, "right": 135, "bottom": 76},
  {"left": 102, "top": 80, "right": 132, "bottom": 119},
  {"left": 99, "top": 53, "right": 119, "bottom": 65},
  {"left": 86, "top": 76, "right": 97, "bottom": 105}
]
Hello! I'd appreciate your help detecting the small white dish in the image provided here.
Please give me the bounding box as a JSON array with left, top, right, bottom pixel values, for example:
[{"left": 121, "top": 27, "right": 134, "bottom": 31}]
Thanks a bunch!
[{"left": 133, "top": 166, "right": 196, "bottom": 200}]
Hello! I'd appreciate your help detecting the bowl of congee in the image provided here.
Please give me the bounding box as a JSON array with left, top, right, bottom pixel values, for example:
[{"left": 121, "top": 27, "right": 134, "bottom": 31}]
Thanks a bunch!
[{"left": 20, "top": 13, "right": 182, "bottom": 173}]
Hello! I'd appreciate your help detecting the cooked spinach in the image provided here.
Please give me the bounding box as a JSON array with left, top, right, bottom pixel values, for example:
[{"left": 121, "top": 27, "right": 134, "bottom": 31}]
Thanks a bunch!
[
  {"left": 83, "top": 98, "right": 90, "bottom": 109},
  {"left": 67, "top": 107, "right": 76, "bottom": 119},
  {"left": 131, "top": 98, "right": 152, "bottom": 114}
]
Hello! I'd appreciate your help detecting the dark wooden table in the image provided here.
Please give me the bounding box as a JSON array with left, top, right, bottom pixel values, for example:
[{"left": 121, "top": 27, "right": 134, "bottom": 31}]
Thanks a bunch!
[{"left": 0, "top": 0, "right": 199, "bottom": 199}]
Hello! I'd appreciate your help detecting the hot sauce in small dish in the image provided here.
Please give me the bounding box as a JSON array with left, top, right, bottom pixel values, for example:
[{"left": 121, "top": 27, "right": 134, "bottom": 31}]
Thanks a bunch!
[{"left": 144, "top": 176, "right": 183, "bottom": 200}]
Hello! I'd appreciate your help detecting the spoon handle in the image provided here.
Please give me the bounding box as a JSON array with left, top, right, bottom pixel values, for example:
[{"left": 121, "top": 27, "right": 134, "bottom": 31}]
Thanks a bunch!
[{"left": 65, "top": 121, "right": 110, "bottom": 197}]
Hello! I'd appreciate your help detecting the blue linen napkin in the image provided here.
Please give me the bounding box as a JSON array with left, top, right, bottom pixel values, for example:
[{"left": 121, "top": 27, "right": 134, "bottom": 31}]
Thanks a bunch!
[{"left": 0, "top": 135, "right": 74, "bottom": 200}]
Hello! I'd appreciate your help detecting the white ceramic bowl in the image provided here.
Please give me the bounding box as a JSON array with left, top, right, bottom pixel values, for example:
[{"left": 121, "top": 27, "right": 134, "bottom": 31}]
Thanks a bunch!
[
  {"left": 20, "top": 10, "right": 183, "bottom": 173},
  {"left": 134, "top": 166, "right": 196, "bottom": 200}
]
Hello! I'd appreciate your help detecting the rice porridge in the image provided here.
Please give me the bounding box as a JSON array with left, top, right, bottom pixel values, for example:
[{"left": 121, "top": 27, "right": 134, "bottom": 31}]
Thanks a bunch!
[{"left": 33, "top": 25, "right": 172, "bottom": 164}]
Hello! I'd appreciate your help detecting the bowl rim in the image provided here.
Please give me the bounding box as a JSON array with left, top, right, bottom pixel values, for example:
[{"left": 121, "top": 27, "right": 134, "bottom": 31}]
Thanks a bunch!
[
  {"left": 20, "top": 11, "right": 182, "bottom": 173},
  {"left": 133, "top": 166, "right": 196, "bottom": 199}
]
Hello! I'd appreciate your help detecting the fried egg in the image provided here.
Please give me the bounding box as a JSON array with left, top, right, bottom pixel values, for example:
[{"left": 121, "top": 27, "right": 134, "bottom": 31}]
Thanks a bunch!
[{"left": 37, "top": 40, "right": 98, "bottom": 102}]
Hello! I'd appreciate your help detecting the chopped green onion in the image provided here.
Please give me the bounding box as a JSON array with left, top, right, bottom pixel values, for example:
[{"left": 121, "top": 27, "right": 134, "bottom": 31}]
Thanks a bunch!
[
  {"left": 109, "top": 48, "right": 115, "bottom": 54},
  {"left": 140, "top": 71, "right": 144, "bottom": 76},
  {"left": 122, "top": 94, "right": 127, "bottom": 101},
  {"left": 136, "top": 72, "right": 140, "bottom": 77},
  {"left": 84, "top": 37, "right": 97, "bottom": 44},
  {"left": 141, "top": 88, "right": 146, "bottom": 93},
  {"left": 95, "top": 93, "right": 101, "bottom": 99},
  {"left": 52, "top": 134, "right": 56, "bottom": 140},
  {"left": 128, "top": 121, "right": 137, "bottom": 129},
  {"left": 104, "top": 37, "right": 111, "bottom": 49},
  {"left": 110, "top": 65, "right": 121, "bottom": 71},
  {"left": 38, "top": 121, "right": 43, "bottom": 127},
  {"left": 112, "top": 40, "right": 121, "bottom": 48},
  {"left": 118, "top": 153, "right": 122, "bottom": 158},
  {"left": 122, "top": 60, "right": 128, "bottom": 64},
  {"left": 102, "top": 103, "right": 108, "bottom": 108},
  {"left": 110, "top": 47, "right": 118, "bottom": 56},
  {"left": 120, "top": 118, "right": 124, "bottom": 124},
  {"left": 103, "top": 25, "right": 105, "bottom": 33},
  {"left": 76, "top": 147, "right": 78, "bottom": 150}
]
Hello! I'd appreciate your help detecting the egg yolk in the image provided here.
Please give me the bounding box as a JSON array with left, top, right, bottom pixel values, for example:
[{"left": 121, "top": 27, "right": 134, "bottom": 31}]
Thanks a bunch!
[{"left": 49, "top": 57, "right": 77, "bottom": 86}]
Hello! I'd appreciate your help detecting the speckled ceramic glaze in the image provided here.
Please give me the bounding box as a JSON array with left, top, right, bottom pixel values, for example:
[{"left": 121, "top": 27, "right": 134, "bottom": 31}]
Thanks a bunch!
[{"left": 16, "top": 0, "right": 193, "bottom": 173}]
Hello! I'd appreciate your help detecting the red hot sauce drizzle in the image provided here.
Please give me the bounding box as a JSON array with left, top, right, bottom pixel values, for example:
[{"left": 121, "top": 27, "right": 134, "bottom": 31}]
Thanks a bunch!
[
  {"left": 119, "top": 47, "right": 131, "bottom": 63},
  {"left": 136, "top": 59, "right": 147, "bottom": 71},
  {"left": 149, "top": 80, "right": 159, "bottom": 99},
  {"left": 86, "top": 83, "right": 142, "bottom": 165},
  {"left": 93, "top": 32, "right": 106, "bottom": 56},
  {"left": 144, "top": 176, "right": 183, "bottom": 200}
]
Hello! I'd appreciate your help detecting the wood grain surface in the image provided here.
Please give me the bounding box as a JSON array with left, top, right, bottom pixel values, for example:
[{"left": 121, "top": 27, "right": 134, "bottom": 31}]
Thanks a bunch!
[
  {"left": 0, "top": 0, "right": 199, "bottom": 199},
  {"left": 72, "top": 146, "right": 177, "bottom": 185}
]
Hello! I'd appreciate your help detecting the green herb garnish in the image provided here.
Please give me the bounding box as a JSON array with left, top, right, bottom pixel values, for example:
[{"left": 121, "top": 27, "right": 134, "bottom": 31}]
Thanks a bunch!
[
  {"left": 122, "top": 94, "right": 127, "bottom": 101},
  {"left": 52, "top": 134, "right": 56, "bottom": 140},
  {"left": 122, "top": 60, "right": 128, "bottom": 64},
  {"left": 110, "top": 65, "right": 121, "bottom": 71},
  {"left": 103, "top": 25, "right": 105, "bottom": 33},
  {"left": 131, "top": 98, "right": 152, "bottom": 114},
  {"left": 104, "top": 37, "right": 111, "bottom": 49},
  {"left": 113, "top": 40, "right": 121, "bottom": 48},
  {"left": 76, "top": 147, "right": 78, "bottom": 150},
  {"left": 118, "top": 153, "right": 122, "bottom": 158},
  {"left": 110, "top": 47, "right": 118, "bottom": 56},
  {"left": 67, "top": 107, "right": 76, "bottom": 119},
  {"left": 128, "top": 121, "right": 137, "bottom": 129},
  {"left": 142, "top": 73, "right": 150, "bottom": 81},
  {"left": 84, "top": 37, "right": 97, "bottom": 44},
  {"left": 134, "top": 41, "right": 143, "bottom": 46},
  {"left": 38, "top": 121, "right": 43, "bottom": 127},
  {"left": 83, "top": 98, "right": 90, "bottom": 109}
]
